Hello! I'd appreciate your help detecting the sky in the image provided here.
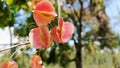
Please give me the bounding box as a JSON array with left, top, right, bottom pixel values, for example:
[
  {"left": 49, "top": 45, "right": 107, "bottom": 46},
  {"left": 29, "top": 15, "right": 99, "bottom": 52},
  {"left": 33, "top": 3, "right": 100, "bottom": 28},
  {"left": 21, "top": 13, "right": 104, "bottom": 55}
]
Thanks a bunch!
[
  {"left": 0, "top": 27, "right": 18, "bottom": 44},
  {"left": 105, "top": 0, "right": 120, "bottom": 35},
  {"left": 0, "top": 9, "right": 30, "bottom": 50},
  {"left": 0, "top": 0, "right": 120, "bottom": 49},
  {"left": 0, "top": 27, "right": 18, "bottom": 50}
]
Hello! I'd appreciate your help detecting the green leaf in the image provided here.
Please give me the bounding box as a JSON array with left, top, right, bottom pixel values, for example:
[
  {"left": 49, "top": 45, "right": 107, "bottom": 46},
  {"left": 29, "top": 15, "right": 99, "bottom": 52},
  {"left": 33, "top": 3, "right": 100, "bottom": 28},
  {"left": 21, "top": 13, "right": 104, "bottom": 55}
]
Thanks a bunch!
[{"left": 6, "top": 0, "right": 13, "bottom": 5}]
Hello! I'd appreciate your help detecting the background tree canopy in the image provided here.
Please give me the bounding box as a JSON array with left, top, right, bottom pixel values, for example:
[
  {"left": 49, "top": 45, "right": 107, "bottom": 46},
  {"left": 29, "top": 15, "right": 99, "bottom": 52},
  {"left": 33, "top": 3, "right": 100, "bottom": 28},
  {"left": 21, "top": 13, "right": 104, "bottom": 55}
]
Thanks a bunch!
[{"left": 0, "top": 0, "right": 120, "bottom": 68}]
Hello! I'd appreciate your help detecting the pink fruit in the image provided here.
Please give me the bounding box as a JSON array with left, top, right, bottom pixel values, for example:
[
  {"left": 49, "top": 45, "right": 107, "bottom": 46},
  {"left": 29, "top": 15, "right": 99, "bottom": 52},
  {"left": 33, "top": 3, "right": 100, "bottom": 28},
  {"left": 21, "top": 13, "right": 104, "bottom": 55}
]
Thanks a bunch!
[
  {"left": 51, "top": 18, "right": 74, "bottom": 43},
  {"left": 29, "top": 26, "right": 52, "bottom": 49},
  {"left": 33, "top": 0, "right": 57, "bottom": 26},
  {"left": 30, "top": 55, "right": 43, "bottom": 68},
  {"left": 1, "top": 61, "right": 18, "bottom": 68}
]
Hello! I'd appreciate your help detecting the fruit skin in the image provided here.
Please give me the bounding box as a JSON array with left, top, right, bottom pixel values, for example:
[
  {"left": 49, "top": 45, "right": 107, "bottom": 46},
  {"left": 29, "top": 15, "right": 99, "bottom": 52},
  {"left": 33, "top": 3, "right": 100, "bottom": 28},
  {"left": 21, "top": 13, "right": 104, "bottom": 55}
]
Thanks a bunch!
[
  {"left": 0, "top": 61, "right": 18, "bottom": 68},
  {"left": 30, "top": 55, "right": 43, "bottom": 68},
  {"left": 29, "top": 26, "right": 52, "bottom": 49},
  {"left": 33, "top": 0, "right": 57, "bottom": 26},
  {"left": 51, "top": 18, "right": 74, "bottom": 43}
]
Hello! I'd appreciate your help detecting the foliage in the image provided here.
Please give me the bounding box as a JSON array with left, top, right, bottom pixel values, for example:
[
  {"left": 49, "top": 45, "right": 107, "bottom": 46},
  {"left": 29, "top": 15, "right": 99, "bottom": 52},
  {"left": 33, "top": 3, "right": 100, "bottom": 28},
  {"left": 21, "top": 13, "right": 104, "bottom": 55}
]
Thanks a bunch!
[{"left": 0, "top": 0, "right": 120, "bottom": 68}]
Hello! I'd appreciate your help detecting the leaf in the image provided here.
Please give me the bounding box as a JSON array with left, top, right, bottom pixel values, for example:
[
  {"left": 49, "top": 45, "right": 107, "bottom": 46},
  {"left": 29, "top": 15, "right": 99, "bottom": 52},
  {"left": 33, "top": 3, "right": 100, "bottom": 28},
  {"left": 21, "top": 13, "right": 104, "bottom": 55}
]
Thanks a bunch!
[{"left": 6, "top": 0, "right": 13, "bottom": 5}]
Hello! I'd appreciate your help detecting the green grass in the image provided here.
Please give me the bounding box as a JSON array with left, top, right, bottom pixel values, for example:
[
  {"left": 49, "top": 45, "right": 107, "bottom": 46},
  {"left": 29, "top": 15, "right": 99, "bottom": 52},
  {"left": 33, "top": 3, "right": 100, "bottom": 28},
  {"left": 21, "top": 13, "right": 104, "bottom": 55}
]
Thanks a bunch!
[{"left": 0, "top": 50, "right": 120, "bottom": 68}]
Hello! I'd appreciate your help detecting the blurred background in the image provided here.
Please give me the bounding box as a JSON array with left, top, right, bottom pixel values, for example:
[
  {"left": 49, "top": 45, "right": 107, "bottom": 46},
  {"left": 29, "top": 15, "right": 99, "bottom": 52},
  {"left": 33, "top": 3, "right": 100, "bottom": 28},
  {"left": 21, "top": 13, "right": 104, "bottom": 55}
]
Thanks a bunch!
[{"left": 0, "top": 0, "right": 120, "bottom": 68}]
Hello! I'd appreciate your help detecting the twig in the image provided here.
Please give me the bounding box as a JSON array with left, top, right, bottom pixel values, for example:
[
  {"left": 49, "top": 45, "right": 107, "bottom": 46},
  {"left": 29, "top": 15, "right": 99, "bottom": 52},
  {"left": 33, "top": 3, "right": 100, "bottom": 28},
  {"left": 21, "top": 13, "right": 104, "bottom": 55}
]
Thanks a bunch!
[
  {"left": 9, "top": 49, "right": 18, "bottom": 60},
  {"left": 57, "top": 0, "right": 61, "bottom": 18},
  {"left": 9, "top": 42, "right": 30, "bottom": 60},
  {"left": 0, "top": 42, "right": 30, "bottom": 52}
]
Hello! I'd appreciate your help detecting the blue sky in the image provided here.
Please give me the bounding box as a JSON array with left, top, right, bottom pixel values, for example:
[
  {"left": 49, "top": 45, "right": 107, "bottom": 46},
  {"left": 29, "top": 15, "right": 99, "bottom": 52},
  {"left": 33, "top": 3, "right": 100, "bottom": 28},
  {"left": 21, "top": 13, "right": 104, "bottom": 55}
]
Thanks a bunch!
[
  {"left": 0, "top": 0, "right": 120, "bottom": 45},
  {"left": 105, "top": 0, "right": 120, "bottom": 34}
]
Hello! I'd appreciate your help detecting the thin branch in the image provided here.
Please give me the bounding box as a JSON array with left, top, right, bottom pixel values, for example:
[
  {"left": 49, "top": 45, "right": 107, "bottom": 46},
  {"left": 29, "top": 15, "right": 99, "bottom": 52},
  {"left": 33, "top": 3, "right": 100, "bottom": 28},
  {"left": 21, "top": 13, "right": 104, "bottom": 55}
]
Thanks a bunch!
[
  {"left": 9, "top": 49, "right": 18, "bottom": 60},
  {"left": 9, "top": 42, "right": 30, "bottom": 60},
  {"left": 57, "top": 0, "right": 61, "bottom": 18},
  {"left": 0, "top": 44, "right": 12, "bottom": 45},
  {"left": 71, "top": 4, "right": 79, "bottom": 19},
  {"left": 72, "top": 34, "right": 77, "bottom": 45},
  {"left": 0, "top": 42, "right": 30, "bottom": 52}
]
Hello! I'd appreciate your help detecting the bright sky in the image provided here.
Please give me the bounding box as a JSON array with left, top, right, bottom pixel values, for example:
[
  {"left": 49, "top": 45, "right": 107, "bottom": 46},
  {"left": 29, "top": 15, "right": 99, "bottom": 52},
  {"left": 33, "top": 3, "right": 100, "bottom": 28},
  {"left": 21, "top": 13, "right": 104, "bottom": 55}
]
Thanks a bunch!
[
  {"left": 0, "top": 27, "right": 18, "bottom": 46},
  {"left": 0, "top": 0, "right": 120, "bottom": 47},
  {"left": 105, "top": 0, "right": 120, "bottom": 34}
]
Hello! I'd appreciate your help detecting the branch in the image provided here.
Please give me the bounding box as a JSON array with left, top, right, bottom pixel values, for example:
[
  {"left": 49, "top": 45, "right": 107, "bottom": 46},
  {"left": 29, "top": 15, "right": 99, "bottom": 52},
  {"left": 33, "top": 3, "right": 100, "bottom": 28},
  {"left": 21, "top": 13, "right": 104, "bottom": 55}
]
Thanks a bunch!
[
  {"left": 0, "top": 42, "right": 30, "bottom": 52},
  {"left": 57, "top": 0, "right": 61, "bottom": 18},
  {"left": 84, "top": 35, "right": 118, "bottom": 41},
  {"left": 76, "top": 0, "right": 83, "bottom": 46}
]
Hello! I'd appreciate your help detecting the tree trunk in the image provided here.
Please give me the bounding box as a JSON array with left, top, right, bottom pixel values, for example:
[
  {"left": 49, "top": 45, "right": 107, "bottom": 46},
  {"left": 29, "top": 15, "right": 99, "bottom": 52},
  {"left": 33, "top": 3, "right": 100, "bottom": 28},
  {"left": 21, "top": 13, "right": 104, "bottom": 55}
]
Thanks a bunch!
[
  {"left": 75, "top": 43, "right": 82, "bottom": 68},
  {"left": 8, "top": 26, "right": 16, "bottom": 60},
  {"left": 8, "top": 27, "right": 13, "bottom": 50},
  {"left": 75, "top": 0, "right": 83, "bottom": 68},
  {"left": 111, "top": 49, "right": 117, "bottom": 68}
]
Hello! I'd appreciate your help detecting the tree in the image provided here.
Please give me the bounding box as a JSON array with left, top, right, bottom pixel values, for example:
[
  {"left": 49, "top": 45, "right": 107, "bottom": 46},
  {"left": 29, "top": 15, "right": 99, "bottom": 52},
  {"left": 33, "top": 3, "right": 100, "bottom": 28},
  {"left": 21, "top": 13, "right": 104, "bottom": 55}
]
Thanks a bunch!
[{"left": 0, "top": 0, "right": 120, "bottom": 68}]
